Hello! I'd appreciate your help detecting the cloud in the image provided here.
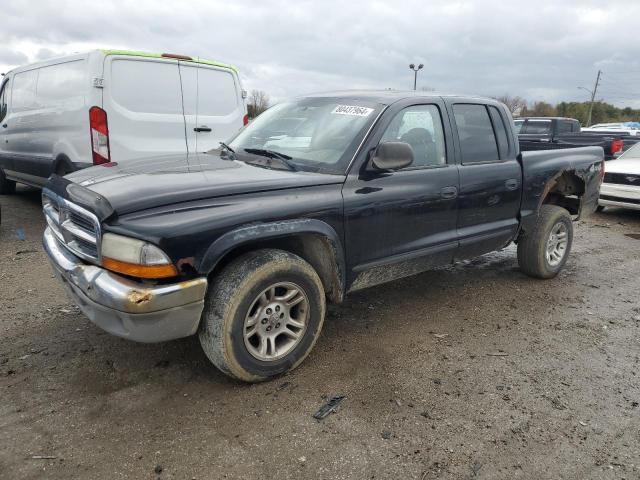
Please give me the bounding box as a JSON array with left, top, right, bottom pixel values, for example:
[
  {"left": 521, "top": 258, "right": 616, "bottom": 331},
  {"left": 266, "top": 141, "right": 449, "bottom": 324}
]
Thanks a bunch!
[{"left": 1, "top": 0, "right": 639, "bottom": 107}]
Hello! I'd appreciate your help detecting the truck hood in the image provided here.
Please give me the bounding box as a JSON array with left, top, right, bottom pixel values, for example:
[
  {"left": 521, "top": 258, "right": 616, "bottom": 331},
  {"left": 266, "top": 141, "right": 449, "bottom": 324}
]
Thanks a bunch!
[{"left": 63, "top": 153, "right": 346, "bottom": 216}]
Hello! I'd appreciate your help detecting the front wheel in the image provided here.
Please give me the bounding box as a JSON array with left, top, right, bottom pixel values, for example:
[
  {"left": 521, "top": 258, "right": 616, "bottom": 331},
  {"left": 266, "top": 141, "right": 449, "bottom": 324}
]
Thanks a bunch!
[
  {"left": 517, "top": 205, "right": 573, "bottom": 279},
  {"left": 199, "top": 249, "right": 326, "bottom": 382}
]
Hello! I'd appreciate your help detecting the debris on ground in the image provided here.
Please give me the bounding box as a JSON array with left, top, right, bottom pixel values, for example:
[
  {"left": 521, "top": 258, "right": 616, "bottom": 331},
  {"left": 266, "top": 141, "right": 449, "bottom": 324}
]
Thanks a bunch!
[
  {"left": 486, "top": 352, "right": 509, "bottom": 357},
  {"left": 15, "top": 228, "right": 26, "bottom": 241},
  {"left": 433, "top": 333, "right": 449, "bottom": 339},
  {"left": 31, "top": 455, "right": 56, "bottom": 460},
  {"left": 381, "top": 430, "right": 392, "bottom": 440},
  {"left": 313, "top": 395, "right": 346, "bottom": 420}
]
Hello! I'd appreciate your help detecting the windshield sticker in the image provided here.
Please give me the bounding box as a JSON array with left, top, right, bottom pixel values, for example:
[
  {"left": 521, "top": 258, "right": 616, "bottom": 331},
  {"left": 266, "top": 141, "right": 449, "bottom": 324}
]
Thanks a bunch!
[{"left": 331, "top": 105, "right": 374, "bottom": 117}]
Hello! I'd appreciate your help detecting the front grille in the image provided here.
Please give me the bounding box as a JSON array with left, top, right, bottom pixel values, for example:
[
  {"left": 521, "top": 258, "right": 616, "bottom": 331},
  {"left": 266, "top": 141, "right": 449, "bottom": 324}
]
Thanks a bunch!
[
  {"left": 604, "top": 172, "right": 640, "bottom": 186},
  {"left": 42, "top": 189, "right": 101, "bottom": 263}
]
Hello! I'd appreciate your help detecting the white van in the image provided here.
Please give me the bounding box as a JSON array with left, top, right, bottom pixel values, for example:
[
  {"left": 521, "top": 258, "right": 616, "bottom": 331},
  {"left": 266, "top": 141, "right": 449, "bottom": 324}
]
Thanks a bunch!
[{"left": 0, "top": 49, "right": 247, "bottom": 192}]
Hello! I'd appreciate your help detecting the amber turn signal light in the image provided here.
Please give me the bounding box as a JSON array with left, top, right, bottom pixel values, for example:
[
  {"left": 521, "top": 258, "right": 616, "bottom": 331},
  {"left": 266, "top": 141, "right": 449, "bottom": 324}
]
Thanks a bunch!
[{"left": 102, "top": 257, "right": 178, "bottom": 279}]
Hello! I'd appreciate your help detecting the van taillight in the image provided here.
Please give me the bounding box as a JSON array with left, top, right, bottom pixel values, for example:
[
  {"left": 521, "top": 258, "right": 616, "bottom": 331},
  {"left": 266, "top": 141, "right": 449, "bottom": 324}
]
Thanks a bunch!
[
  {"left": 243, "top": 114, "right": 249, "bottom": 126},
  {"left": 89, "top": 106, "right": 110, "bottom": 165},
  {"left": 611, "top": 139, "right": 623, "bottom": 155}
]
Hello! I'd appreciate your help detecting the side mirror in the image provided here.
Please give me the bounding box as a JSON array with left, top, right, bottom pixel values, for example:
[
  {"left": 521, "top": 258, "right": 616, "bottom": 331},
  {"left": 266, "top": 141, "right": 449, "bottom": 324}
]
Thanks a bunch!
[{"left": 370, "top": 142, "right": 414, "bottom": 171}]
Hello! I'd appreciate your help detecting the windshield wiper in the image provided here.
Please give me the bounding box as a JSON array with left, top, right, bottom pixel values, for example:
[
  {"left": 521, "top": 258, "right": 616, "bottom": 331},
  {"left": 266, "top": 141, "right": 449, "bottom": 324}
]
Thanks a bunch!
[
  {"left": 243, "top": 148, "right": 297, "bottom": 171},
  {"left": 219, "top": 142, "right": 236, "bottom": 159}
]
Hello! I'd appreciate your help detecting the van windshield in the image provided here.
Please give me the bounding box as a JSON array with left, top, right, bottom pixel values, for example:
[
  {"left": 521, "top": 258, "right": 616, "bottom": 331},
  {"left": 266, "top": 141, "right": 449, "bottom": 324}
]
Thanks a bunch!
[{"left": 225, "top": 98, "right": 382, "bottom": 174}]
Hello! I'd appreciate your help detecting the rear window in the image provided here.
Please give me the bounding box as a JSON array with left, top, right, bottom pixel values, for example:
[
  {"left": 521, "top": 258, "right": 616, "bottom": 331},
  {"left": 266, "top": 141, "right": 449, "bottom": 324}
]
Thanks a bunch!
[
  {"left": 111, "top": 59, "right": 183, "bottom": 115},
  {"left": 522, "top": 120, "right": 552, "bottom": 135},
  {"left": 36, "top": 60, "right": 86, "bottom": 106},
  {"left": 0, "top": 80, "right": 8, "bottom": 122},
  {"left": 453, "top": 104, "right": 500, "bottom": 164},
  {"left": 196, "top": 68, "right": 238, "bottom": 116}
]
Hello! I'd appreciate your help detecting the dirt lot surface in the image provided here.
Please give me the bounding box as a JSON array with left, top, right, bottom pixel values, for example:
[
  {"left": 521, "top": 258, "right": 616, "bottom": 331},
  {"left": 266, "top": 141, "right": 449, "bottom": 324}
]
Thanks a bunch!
[{"left": 1, "top": 186, "right": 639, "bottom": 480}]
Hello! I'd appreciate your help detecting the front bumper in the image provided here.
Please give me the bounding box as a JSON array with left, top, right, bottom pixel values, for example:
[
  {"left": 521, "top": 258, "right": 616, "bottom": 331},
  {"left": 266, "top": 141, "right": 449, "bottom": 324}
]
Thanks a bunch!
[
  {"left": 43, "top": 227, "right": 208, "bottom": 342},
  {"left": 599, "top": 182, "right": 640, "bottom": 211}
]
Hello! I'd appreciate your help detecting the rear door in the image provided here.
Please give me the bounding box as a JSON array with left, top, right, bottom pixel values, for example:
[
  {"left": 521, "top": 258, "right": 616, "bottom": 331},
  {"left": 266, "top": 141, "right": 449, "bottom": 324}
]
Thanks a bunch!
[
  {"left": 103, "top": 56, "right": 188, "bottom": 162},
  {"left": 448, "top": 102, "right": 522, "bottom": 259},
  {"left": 180, "top": 62, "right": 244, "bottom": 153}
]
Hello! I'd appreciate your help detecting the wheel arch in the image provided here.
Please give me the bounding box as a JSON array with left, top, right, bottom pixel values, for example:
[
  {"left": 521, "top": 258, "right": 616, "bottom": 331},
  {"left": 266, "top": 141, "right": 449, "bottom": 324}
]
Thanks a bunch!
[
  {"left": 520, "top": 169, "right": 586, "bottom": 237},
  {"left": 51, "top": 154, "right": 76, "bottom": 176},
  {"left": 199, "top": 219, "right": 346, "bottom": 303}
]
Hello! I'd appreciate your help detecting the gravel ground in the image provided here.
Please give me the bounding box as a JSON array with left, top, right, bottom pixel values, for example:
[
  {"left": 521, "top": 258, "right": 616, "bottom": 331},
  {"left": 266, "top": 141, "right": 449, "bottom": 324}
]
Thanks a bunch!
[{"left": 1, "top": 185, "right": 639, "bottom": 480}]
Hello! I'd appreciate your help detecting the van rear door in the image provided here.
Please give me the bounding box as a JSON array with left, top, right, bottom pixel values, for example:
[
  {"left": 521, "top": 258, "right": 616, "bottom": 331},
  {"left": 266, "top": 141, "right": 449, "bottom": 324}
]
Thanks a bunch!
[
  {"left": 103, "top": 56, "right": 188, "bottom": 162},
  {"left": 179, "top": 62, "right": 244, "bottom": 153}
]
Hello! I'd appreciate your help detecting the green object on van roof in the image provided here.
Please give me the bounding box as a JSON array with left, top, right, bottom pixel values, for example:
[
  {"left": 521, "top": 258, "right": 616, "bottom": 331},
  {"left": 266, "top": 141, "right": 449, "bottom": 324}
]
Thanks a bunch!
[{"left": 100, "top": 49, "right": 238, "bottom": 73}]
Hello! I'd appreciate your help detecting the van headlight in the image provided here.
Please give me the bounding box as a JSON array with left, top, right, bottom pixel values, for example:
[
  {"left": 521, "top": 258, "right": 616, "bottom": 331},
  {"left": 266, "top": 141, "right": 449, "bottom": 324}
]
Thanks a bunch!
[{"left": 101, "top": 233, "right": 178, "bottom": 279}]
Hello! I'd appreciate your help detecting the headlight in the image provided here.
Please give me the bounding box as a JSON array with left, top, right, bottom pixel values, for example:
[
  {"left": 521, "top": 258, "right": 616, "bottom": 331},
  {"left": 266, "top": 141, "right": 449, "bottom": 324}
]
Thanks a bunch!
[{"left": 101, "top": 233, "right": 178, "bottom": 279}]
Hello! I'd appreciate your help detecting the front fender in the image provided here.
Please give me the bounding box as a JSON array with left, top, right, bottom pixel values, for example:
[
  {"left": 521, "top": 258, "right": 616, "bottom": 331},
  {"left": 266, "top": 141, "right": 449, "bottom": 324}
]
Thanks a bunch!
[{"left": 198, "top": 218, "right": 346, "bottom": 285}]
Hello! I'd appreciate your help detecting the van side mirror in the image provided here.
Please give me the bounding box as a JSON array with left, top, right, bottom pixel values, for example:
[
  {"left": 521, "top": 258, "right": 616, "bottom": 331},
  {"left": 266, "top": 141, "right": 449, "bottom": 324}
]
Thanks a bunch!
[{"left": 370, "top": 142, "right": 414, "bottom": 171}]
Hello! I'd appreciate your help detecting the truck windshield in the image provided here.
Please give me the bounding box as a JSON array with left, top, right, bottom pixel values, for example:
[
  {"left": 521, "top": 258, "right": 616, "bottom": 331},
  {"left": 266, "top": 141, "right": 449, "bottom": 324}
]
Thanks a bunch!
[{"left": 225, "top": 98, "right": 382, "bottom": 174}]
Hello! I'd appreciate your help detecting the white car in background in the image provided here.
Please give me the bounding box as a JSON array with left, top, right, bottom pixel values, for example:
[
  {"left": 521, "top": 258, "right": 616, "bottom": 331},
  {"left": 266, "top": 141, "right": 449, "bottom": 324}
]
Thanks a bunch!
[
  {"left": 582, "top": 123, "right": 639, "bottom": 136},
  {"left": 0, "top": 49, "right": 248, "bottom": 193},
  {"left": 599, "top": 142, "right": 640, "bottom": 211}
]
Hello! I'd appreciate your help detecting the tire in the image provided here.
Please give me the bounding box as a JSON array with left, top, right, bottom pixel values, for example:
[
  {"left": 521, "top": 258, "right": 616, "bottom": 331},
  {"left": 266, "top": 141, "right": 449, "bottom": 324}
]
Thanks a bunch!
[
  {"left": 517, "top": 205, "right": 573, "bottom": 279},
  {"left": 596, "top": 205, "right": 605, "bottom": 213},
  {"left": 199, "top": 249, "right": 326, "bottom": 382},
  {"left": 0, "top": 168, "right": 16, "bottom": 195}
]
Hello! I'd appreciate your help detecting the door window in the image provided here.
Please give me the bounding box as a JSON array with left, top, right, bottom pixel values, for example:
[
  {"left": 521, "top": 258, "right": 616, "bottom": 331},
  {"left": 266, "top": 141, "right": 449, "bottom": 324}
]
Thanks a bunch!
[
  {"left": 11, "top": 70, "right": 38, "bottom": 112},
  {"left": 111, "top": 59, "right": 182, "bottom": 114},
  {"left": 380, "top": 105, "right": 446, "bottom": 167},
  {"left": 453, "top": 104, "right": 500, "bottom": 164},
  {"left": 0, "top": 80, "right": 8, "bottom": 123},
  {"left": 557, "top": 120, "right": 573, "bottom": 134}
]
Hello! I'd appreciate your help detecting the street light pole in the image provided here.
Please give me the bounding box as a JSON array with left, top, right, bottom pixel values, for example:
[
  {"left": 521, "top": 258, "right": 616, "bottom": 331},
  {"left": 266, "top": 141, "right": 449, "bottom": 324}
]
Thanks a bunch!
[{"left": 409, "top": 63, "right": 424, "bottom": 90}]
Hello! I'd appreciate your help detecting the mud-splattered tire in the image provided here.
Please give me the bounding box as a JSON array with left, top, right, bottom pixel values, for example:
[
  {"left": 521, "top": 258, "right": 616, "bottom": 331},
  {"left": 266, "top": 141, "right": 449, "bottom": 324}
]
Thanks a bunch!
[
  {"left": 517, "top": 205, "right": 573, "bottom": 279},
  {"left": 199, "top": 249, "right": 326, "bottom": 382},
  {"left": 0, "top": 168, "right": 16, "bottom": 195}
]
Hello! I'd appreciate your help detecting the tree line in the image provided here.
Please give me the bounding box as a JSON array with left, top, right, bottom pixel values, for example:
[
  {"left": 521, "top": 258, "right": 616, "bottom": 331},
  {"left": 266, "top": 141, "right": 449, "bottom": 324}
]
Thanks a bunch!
[{"left": 495, "top": 95, "right": 640, "bottom": 125}]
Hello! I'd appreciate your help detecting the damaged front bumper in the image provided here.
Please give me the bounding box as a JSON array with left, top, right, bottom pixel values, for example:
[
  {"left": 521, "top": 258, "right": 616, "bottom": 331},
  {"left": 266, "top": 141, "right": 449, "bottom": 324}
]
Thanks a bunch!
[{"left": 43, "top": 227, "right": 207, "bottom": 342}]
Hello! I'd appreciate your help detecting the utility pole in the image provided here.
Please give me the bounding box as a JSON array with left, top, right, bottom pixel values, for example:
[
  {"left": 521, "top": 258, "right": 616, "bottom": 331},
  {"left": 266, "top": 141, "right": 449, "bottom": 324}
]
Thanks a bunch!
[{"left": 586, "top": 70, "right": 601, "bottom": 127}]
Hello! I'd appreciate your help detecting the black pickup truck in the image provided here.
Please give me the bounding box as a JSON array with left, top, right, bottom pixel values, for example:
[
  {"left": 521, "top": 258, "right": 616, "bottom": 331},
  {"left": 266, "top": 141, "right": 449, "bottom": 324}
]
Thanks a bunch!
[
  {"left": 515, "top": 117, "right": 624, "bottom": 160},
  {"left": 42, "top": 92, "right": 604, "bottom": 382}
]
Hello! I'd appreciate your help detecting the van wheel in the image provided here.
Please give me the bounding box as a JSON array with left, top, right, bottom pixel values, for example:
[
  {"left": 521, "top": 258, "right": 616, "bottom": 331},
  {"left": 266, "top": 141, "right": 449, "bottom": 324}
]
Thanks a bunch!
[
  {"left": 0, "top": 168, "right": 16, "bottom": 194},
  {"left": 517, "top": 205, "right": 573, "bottom": 279},
  {"left": 199, "top": 249, "right": 326, "bottom": 382}
]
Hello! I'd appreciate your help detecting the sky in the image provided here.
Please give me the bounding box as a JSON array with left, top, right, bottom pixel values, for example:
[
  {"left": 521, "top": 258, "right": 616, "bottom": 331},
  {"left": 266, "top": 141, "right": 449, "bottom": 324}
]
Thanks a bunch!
[{"left": 2, "top": 0, "right": 640, "bottom": 108}]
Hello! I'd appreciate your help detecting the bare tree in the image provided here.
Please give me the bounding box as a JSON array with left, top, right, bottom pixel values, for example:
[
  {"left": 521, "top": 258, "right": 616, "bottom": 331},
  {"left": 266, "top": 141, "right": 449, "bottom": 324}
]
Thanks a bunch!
[
  {"left": 494, "top": 95, "right": 528, "bottom": 116},
  {"left": 247, "top": 90, "right": 270, "bottom": 118}
]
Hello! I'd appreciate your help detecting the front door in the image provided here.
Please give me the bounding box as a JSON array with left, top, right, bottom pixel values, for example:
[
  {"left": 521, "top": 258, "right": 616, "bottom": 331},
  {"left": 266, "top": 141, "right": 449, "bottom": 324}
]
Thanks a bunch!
[{"left": 343, "top": 101, "right": 459, "bottom": 291}]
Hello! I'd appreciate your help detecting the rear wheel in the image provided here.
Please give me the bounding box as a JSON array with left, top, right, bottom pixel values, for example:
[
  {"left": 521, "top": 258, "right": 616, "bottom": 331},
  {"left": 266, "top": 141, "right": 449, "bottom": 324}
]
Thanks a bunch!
[
  {"left": 199, "top": 249, "right": 326, "bottom": 382},
  {"left": 596, "top": 205, "right": 605, "bottom": 212},
  {"left": 517, "top": 205, "right": 573, "bottom": 279},
  {"left": 0, "top": 168, "right": 16, "bottom": 194}
]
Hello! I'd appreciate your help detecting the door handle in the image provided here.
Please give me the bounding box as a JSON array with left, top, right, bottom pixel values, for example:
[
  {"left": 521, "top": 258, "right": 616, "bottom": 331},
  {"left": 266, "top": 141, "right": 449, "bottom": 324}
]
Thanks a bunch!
[
  {"left": 440, "top": 186, "right": 458, "bottom": 199},
  {"left": 505, "top": 179, "right": 519, "bottom": 190},
  {"left": 194, "top": 126, "right": 212, "bottom": 132}
]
